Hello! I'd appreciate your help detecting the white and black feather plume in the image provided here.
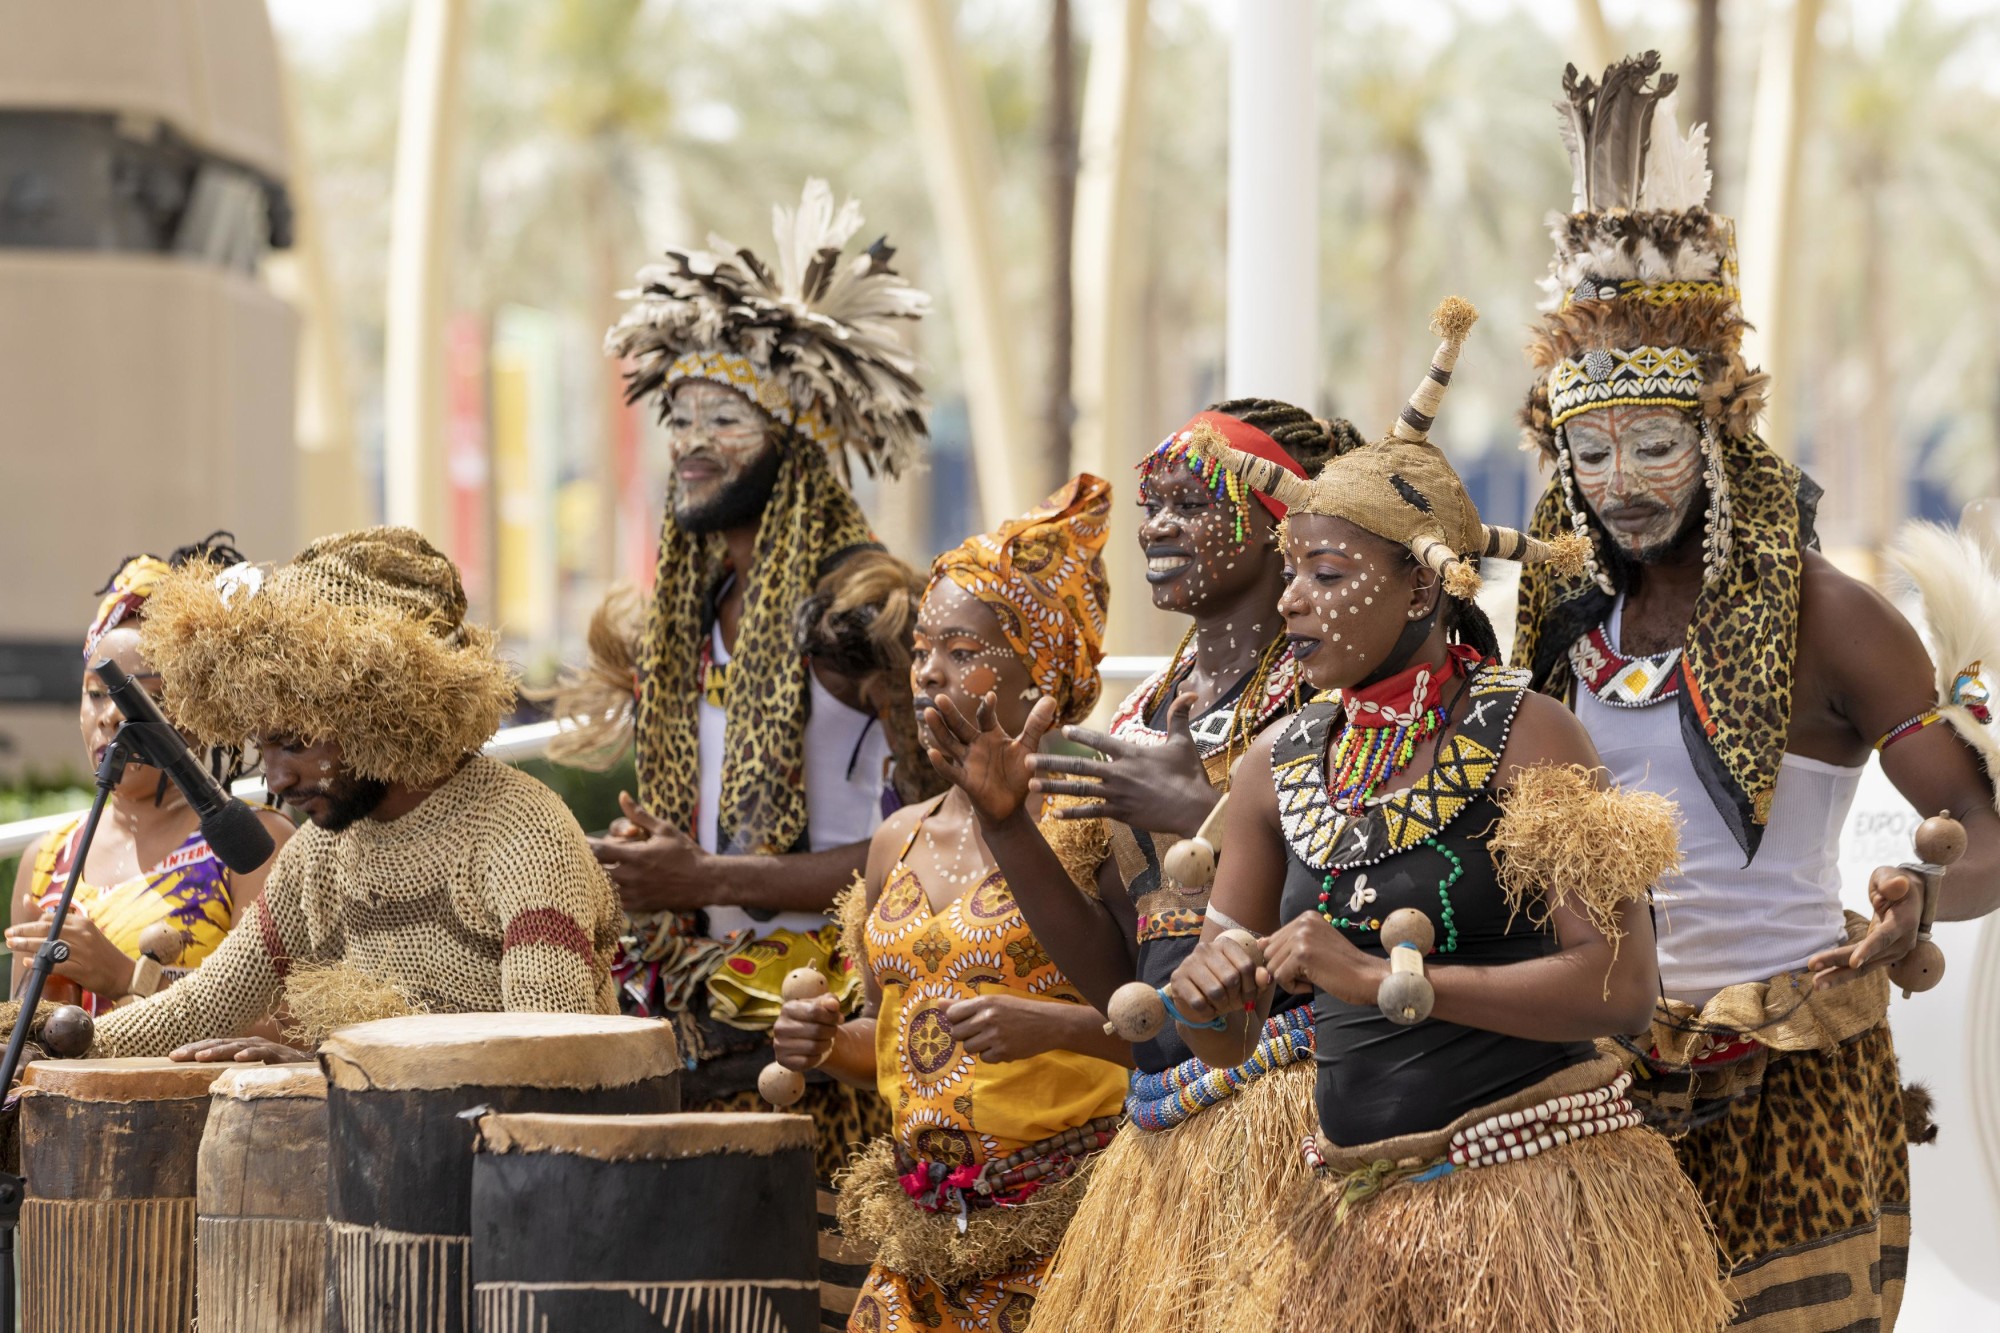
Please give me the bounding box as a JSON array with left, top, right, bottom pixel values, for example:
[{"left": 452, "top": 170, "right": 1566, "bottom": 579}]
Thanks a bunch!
[{"left": 606, "top": 179, "right": 930, "bottom": 478}]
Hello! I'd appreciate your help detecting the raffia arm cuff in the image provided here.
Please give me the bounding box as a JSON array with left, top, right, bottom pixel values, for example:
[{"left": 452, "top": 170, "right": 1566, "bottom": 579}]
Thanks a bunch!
[
  {"left": 1490, "top": 763, "right": 1682, "bottom": 960},
  {"left": 1035, "top": 797, "right": 1107, "bottom": 901}
]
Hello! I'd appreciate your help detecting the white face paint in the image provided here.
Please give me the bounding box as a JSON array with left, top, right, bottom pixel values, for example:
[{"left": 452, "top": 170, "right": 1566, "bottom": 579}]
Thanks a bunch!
[
  {"left": 911, "top": 579, "right": 1038, "bottom": 741},
  {"left": 1136, "top": 460, "right": 1274, "bottom": 615},
  {"left": 665, "top": 380, "right": 777, "bottom": 525},
  {"left": 1565, "top": 405, "right": 1705, "bottom": 561},
  {"left": 1276, "top": 514, "right": 1424, "bottom": 691}
]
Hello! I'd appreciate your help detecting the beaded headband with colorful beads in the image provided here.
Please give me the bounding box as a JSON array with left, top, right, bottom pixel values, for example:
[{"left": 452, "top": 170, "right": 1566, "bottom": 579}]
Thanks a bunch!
[{"left": 1138, "top": 425, "right": 1256, "bottom": 542}]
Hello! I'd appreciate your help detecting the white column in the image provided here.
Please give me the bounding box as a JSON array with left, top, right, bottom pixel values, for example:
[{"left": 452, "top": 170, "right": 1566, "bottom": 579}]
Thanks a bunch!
[
  {"left": 267, "top": 34, "right": 365, "bottom": 539},
  {"left": 1224, "top": 0, "right": 1318, "bottom": 406},
  {"left": 1738, "top": 0, "right": 1823, "bottom": 460},
  {"left": 382, "top": 0, "right": 470, "bottom": 536},
  {"left": 889, "top": 0, "right": 1033, "bottom": 527},
  {"left": 1572, "top": 0, "right": 1616, "bottom": 75},
  {"left": 1071, "top": 0, "right": 1153, "bottom": 653}
]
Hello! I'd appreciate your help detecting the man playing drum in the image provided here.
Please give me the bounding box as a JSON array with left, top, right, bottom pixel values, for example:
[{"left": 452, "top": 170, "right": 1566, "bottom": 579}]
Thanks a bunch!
[{"left": 80, "top": 526, "right": 624, "bottom": 1063}]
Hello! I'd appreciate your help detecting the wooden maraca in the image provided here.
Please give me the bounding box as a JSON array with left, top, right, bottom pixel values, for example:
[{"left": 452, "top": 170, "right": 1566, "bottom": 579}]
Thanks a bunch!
[
  {"left": 759, "top": 967, "right": 832, "bottom": 1107},
  {"left": 40, "top": 1003, "right": 94, "bottom": 1058},
  {"left": 1885, "top": 811, "right": 1965, "bottom": 997},
  {"left": 1100, "top": 927, "right": 1267, "bottom": 1054},
  {"left": 1377, "top": 908, "right": 1436, "bottom": 1025},
  {"left": 125, "top": 921, "right": 187, "bottom": 1003},
  {"left": 1163, "top": 791, "right": 1230, "bottom": 891}
]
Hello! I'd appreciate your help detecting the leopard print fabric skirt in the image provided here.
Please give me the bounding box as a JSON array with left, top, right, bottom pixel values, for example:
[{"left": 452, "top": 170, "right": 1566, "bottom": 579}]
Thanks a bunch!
[{"left": 1639, "top": 1021, "right": 1912, "bottom": 1332}]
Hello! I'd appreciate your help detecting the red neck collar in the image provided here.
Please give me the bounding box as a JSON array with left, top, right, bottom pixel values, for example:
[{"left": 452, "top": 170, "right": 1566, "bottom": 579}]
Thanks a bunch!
[{"left": 1343, "top": 644, "right": 1480, "bottom": 727}]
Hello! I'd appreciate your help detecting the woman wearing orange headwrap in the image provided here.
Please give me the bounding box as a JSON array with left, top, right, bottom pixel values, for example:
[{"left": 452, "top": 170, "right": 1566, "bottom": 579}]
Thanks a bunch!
[
  {"left": 772, "top": 476, "right": 1132, "bottom": 1332},
  {"left": 7, "top": 535, "right": 294, "bottom": 1014}
]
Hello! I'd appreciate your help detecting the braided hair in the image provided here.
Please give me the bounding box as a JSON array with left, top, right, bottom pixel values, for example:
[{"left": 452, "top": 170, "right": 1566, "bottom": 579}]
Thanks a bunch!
[
  {"left": 93, "top": 530, "right": 248, "bottom": 596},
  {"left": 1201, "top": 398, "right": 1364, "bottom": 480}
]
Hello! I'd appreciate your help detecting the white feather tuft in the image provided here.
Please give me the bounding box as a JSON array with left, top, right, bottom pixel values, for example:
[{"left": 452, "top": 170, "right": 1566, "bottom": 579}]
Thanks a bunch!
[
  {"left": 1638, "top": 93, "right": 1713, "bottom": 212},
  {"left": 1888, "top": 521, "right": 2000, "bottom": 701},
  {"left": 1888, "top": 520, "right": 2000, "bottom": 809}
]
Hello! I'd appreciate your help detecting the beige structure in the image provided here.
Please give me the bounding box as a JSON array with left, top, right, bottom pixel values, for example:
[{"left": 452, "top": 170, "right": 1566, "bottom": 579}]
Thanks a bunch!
[{"left": 0, "top": 0, "right": 297, "bottom": 781}]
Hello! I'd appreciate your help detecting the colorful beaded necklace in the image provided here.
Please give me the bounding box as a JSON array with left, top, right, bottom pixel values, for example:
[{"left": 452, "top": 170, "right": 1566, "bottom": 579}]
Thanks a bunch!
[
  {"left": 1314, "top": 646, "right": 1477, "bottom": 945},
  {"left": 1323, "top": 647, "right": 1471, "bottom": 817}
]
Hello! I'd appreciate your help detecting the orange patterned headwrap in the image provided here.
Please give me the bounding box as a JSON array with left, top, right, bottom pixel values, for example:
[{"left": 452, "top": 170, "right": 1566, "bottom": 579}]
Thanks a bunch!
[
  {"left": 85, "top": 555, "right": 173, "bottom": 660},
  {"left": 929, "top": 474, "right": 1111, "bottom": 725}
]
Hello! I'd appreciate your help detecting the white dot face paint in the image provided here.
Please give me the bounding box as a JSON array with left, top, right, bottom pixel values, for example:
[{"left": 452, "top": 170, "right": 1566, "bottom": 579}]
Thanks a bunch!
[
  {"left": 913, "top": 579, "right": 1038, "bottom": 743},
  {"left": 1276, "top": 513, "right": 1419, "bottom": 692},
  {"left": 1136, "top": 461, "right": 1272, "bottom": 617}
]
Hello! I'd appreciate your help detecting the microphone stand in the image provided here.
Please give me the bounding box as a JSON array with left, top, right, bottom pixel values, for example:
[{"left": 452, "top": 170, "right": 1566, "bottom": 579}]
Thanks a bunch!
[{"left": 0, "top": 723, "right": 137, "bottom": 1328}]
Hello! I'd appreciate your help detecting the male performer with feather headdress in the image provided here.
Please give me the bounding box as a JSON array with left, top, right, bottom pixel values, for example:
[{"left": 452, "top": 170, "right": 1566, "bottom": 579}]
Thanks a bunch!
[
  {"left": 573, "top": 181, "right": 941, "bottom": 1329},
  {"left": 1512, "top": 53, "right": 2000, "bottom": 1330}
]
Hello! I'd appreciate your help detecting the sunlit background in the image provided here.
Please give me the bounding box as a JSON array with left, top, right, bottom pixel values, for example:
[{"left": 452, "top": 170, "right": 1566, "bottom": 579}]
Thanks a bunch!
[{"left": 3, "top": 0, "right": 2000, "bottom": 1318}]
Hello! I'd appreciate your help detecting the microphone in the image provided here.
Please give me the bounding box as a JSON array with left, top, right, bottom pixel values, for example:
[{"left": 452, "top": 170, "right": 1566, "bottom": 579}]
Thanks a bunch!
[{"left": 93, "top": 659, "right": 277, "bottom": 874}]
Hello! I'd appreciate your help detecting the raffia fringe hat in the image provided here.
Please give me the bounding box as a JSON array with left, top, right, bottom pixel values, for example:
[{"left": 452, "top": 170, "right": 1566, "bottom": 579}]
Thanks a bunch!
[{"left": 139, "top": 527, "right": 516, "bottom": 787}]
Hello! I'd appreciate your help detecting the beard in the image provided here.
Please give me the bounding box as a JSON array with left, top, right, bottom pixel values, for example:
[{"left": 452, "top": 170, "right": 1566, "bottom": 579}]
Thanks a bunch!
[
  {"left": 1596, "top": 485, "right": 1710, "bottom": 578},
  {"left": 299, "top": 775, "right": 390, "bottom": 832},
  {"left": 673, "top": 440, "right": 784, "bottom": 534}
]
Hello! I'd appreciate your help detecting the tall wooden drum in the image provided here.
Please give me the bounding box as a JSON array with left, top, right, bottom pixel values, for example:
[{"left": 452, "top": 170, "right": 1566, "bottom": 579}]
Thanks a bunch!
[
  {"left": 320, "top": 1013, "right": 681, "bottom": 1333},
  {"left": 17, "top": 1057, "right": 232, "bottom": 1333},
  {"left": 197, "top": 1063, "right": 330, "bottom": 1332},
  {"left": 470, "top": 1112, "right": 819, "bottom": 1333}
]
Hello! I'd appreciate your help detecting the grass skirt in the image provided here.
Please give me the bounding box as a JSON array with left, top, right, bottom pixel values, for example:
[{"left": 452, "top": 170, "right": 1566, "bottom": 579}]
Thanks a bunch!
[
  {"left": 1028, "top": 1060, "right": 1318, "bottom": 1333},
  {"left": 1255, "top": 1061, "right": 1733, "bottom": 1332}
]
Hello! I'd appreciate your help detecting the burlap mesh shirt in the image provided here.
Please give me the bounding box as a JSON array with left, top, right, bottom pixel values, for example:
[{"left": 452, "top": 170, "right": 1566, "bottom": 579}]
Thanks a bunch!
[{"left": 90, "top": 757, "right": 623, "bottom": 1056}]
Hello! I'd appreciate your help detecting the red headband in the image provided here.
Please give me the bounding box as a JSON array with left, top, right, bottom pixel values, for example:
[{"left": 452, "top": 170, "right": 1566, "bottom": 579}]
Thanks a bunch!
[{"left": 1185, "top": 411, "right": 1308, "bottom": 520}]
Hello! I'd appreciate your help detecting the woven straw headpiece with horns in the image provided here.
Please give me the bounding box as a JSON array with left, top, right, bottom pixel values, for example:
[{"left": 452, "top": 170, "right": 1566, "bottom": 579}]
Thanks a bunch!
[{"left": 1193, "top": 297, "right": 1590, "bottom": 599}]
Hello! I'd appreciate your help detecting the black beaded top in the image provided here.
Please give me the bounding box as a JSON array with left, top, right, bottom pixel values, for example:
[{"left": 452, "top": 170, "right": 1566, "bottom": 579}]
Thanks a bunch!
[{"left": 1271, "top": 663, "right": 1596, "bottom": 1146}]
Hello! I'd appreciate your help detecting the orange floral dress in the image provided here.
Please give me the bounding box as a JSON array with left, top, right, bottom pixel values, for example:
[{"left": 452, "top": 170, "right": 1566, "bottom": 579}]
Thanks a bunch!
[{"left": 848, "top": 808, "right": 1128, "bottom": 1332}]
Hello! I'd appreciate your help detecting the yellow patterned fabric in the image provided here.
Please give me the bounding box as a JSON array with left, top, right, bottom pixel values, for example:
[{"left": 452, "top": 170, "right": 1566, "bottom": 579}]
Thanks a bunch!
[
  {"left": 850, "top": 1264, "right": 1042, "bottom": 1333},
  {"left": 928, "top": 474, "right": 1111, "bottom": 726},
  {"left": 664, "top": 350, "right": 838, "bottom": 451},
  {"left": 704, "top": 923, "right": 861, "bottom": 1030},
  {"left": 849, "top": 821, "right": 1127, "bottom": 1329},
  {"left": 1546, "top": 344, "right": 1706, "bottom": 426},
  {"left": 29, "top": 816, "right": 238, "bottom": 1015}
]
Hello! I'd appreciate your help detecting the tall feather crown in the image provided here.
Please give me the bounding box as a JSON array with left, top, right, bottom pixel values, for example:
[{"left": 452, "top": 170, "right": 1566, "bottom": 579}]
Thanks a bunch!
[
  {"left": 607, "top": 179, "right": 930, "bottom": 478},
  {"left": 1521, "top": 51, "right": 1766, "bottom": 459}
]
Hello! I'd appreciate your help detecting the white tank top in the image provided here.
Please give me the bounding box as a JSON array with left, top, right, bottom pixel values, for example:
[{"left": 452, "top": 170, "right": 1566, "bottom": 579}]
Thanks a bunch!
[
  {"left": 698, "top": 620, "right": 893, "bottom": 941},
  {"left": 1573, "top": 600, "right": 1860, "bottom": 1005}
]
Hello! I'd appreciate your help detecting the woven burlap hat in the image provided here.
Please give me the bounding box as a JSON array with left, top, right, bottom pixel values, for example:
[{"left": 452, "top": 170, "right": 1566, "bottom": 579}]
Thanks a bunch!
[
  {"left": 138, "top": 527, "right": 516, "bottom": 787},
  {"left": 1194, "top": 297, "right": 1589, "bottom": 598}
]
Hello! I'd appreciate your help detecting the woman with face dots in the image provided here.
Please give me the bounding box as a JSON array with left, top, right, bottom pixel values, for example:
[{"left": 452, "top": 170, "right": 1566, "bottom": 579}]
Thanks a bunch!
[
  {"left": 770, "top": 476, "right": 1132, "bottom": 1333},
  {"left": 1159, "top": 299, "right": 1731, "bottom": 1331},
  {"left": 8, "top": 536, "right": 294, "bottom": 1016},
  {"left": 989, "top": 402, "right": 1368, "bottom": 1332}
]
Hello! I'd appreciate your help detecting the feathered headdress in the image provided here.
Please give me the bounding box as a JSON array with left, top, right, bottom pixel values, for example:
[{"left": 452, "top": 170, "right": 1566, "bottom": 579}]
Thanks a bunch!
[
  {"left": 1513, "top": 52, "right": 1825, "bottom": 861},
  {"left": 1194, "top": 298, "right": 1589, "bottom": 600},
  {"left": 606, "top": 179, "right": 930, "bottom": 478}
]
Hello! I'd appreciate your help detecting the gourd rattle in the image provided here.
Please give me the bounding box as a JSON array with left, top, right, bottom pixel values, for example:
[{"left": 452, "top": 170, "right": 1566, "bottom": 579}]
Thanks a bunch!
[
  {"left": 758, "top": 967, "right": 832, "bottom": 1107},
  {"left": 1884, "top": 811, "right": 1965, "bottom": 998},
  {"left": 1162, "top": 790, "right": 1230, "bottom": 891},
  {"left": 1377, "top": 908, "right": 1436, "bottom": 1025},
  {"left": 1101, "top": 928, "right": 1268, "bottom": 1074}
]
